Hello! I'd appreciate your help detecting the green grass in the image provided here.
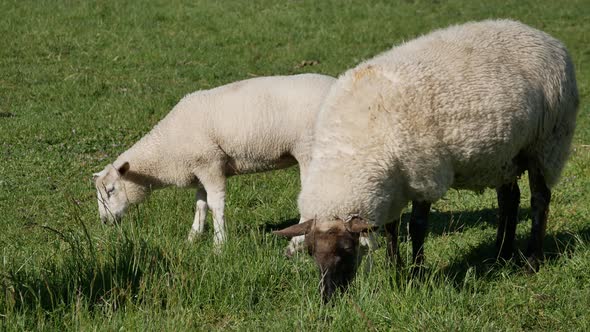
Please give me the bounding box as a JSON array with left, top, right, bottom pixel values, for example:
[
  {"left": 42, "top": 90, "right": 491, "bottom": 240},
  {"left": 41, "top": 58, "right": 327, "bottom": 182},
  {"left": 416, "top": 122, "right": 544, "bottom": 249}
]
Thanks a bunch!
[{"left": 1, "top": 0, "right": 589, "bottom": 330}]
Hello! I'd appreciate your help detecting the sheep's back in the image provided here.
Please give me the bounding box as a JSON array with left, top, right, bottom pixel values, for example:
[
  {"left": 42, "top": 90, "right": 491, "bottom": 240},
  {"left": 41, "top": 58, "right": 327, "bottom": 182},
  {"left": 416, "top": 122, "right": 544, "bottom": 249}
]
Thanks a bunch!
[
  {"left": 379, "top": 20, "right": 577, "bottom": 190},
  {"left": 167, "top": 74, "right": 335, "bottom": 174},
  {"left": 312, "top": 19, "right": 578, "bottom": 198}
]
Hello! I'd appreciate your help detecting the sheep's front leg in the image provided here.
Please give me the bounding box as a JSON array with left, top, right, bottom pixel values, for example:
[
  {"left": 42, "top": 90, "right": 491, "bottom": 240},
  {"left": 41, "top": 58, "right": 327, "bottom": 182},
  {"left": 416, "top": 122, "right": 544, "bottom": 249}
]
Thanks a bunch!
[
  {"left": 495, "top": 181, "right": 520, "bottom": 260},
  {"left": 526, "top": 165, "right": 551, "bottom": 272},
  {"left": 284, "top": 162, "right": 309, "bottom": 257},
  {"left": 385, "top": 219, "right": 402, "bottom": 269},
  {"left": 285, "top": 220, "right": 306, "bottom": 258},
  {"left": 196, "top": 165, "right": 227, "bottom": 251},
  {"left": 409, "top": 201, "right": 431, "bottom": 268},
  {"left": 188, "top": 186, "right": 208, "bottom": 242},
  {"left": 209, "top": 189, "right": 227, "bottom": 249}
]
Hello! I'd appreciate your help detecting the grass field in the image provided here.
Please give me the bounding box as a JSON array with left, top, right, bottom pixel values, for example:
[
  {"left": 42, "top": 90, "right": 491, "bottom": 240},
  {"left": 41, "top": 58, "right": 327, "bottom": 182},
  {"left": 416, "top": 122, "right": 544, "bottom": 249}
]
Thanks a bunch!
[{"left": 1, "top": 0, "right": 589, "bottom": 330}]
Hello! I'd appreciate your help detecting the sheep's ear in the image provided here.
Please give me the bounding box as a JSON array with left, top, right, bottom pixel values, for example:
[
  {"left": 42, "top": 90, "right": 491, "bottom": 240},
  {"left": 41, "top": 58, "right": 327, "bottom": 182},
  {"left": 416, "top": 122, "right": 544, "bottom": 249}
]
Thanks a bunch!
[
  {"left": 92, "top": 173, "right": 100, "bottom": 181},
  {"left": 117, "top": 162, "right": 130, "bottom": 176},
  {"left": 346, "top": 216, "right": 372, "bottom": 234},
  {"left": 273, "top": 219, "right": 314, "bottom": 238}
]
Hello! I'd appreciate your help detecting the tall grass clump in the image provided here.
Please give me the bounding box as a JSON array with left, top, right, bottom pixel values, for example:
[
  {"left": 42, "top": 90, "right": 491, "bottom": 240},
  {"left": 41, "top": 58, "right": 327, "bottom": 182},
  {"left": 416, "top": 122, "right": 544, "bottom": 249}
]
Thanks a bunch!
[{"left": 1, "top": 217, "right": 171, "bottom": 320}]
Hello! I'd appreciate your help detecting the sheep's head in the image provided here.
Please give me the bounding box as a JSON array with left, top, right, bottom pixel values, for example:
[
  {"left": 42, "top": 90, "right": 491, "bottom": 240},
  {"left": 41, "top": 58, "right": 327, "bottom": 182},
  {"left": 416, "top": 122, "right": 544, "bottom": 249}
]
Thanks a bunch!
[
  {"left": 274, "top": 216, "right": 372, "bottom": 303},
  {"left": 93, "top": 162, "right": 131, "bottom": 224}
]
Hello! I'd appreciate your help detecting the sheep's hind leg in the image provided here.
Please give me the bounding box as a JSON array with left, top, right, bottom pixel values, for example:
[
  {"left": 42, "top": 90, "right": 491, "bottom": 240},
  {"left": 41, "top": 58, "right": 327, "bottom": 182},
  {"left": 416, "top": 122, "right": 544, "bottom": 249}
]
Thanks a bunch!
[
  {"left": 409, "top": 201, "right": 431, "bottom": 274},
  {"left": 526, "top": 164, "right": 551, "bottom": 272},
  {"left": 495, "top": 180, "right": 520, "bottom": 260},
  {"left": 188, "top": 186, "right": 208, "bottom": 242}
]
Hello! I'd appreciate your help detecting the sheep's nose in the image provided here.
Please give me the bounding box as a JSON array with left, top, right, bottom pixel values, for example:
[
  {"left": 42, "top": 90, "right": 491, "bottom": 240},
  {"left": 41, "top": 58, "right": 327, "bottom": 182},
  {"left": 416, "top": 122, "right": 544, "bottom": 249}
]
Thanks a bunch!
[
  {"left": 320, "top": 273, "right": 337, "bottom": 304},
  {"left": 321, "top": 284, "right": 335, "bottom": 304}
]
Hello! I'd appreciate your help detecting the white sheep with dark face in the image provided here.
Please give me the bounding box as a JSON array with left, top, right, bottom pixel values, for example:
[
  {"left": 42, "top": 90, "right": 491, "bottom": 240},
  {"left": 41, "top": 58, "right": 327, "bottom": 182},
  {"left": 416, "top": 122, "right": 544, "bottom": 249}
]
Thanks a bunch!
[
  {"left": 275, "top": 20, "right": 579, "bottom": 302},
  {"left": 94, "top": 74, "right": 336, "bottom": 247}
]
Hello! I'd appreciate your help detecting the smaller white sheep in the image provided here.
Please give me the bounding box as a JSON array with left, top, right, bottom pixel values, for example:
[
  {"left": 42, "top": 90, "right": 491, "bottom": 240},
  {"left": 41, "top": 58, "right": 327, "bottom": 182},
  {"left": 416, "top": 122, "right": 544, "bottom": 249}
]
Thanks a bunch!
[{"left": 93, "top": 74, "right": 336, "bottom": 247}]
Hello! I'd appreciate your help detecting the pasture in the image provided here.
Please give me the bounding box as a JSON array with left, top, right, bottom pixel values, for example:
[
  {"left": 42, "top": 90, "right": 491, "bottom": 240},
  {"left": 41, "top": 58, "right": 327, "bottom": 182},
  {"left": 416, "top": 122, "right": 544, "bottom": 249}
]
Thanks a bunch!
[{"left": 1, "top": 0, "right": 589, "bottom": 330}]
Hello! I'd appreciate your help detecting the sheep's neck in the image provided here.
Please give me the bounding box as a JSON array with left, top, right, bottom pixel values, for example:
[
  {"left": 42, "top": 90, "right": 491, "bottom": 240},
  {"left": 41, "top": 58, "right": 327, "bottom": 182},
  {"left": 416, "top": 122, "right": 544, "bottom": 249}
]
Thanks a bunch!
[
  {"left": 117, "top": 129, "right": 179, "bottom": 190},
  {"left": 302, "top": 159, "right": 404, "bottom": 224}
]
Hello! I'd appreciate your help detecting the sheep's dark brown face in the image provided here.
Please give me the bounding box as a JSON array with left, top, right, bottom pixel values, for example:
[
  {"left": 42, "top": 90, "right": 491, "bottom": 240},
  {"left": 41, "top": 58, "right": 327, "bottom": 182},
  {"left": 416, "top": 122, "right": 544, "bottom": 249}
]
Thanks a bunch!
[{"left": 274, "top": 217, "right": 371, "bottom": 303}]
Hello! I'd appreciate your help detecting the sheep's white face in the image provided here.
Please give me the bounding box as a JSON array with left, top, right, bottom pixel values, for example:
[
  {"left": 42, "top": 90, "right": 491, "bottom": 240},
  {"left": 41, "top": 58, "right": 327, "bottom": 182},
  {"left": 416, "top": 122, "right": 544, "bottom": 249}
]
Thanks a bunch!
[{"left": 93, "top": 162, "right": 130, "bottom": 224}]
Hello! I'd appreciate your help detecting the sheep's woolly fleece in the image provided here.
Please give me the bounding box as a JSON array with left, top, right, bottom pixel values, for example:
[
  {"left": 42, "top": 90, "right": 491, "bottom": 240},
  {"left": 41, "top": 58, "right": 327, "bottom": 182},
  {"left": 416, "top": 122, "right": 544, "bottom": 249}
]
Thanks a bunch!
[{"left": 299, "top": 19, "right": 579, "bottom": 226}]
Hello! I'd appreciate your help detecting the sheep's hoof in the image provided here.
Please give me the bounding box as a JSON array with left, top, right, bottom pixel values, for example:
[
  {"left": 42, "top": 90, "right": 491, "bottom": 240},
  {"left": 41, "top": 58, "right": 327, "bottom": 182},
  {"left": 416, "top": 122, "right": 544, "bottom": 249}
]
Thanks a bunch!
[
  {"left": 410, "top": 265, "right": 427, "bottom": 280},
  {"left": 386, "top": 255, "right": 404, "bottom": 271},
  {"left": 284, "top": 247, "right": 295, "bottom": 259},
  {"left": 284, "top": 241, "right": 305, "bottom": 259},
  {"left": 496, "top": 247, "right": 515, "bottom": 262},
  {"left": 212, "top": 244, "right": 223, "bottom": 255},
  {"left": 187, "top": 231, "right": 202, "bottom": 243},
  {"left": 524, "top": 255, "right": 541, "bottom": 274}
]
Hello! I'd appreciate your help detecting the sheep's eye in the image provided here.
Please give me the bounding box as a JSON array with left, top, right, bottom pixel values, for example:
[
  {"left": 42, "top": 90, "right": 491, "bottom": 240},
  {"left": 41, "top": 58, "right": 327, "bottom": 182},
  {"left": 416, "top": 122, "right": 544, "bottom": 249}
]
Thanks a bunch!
[
  {"left": 339, "top": 245, "right": 354, "bottom": 254},
  {"left": 338, "top": 239, "right": 355, "bottom": 253},
  {"left": 106, "top": 186, "right": 115, "bottom": 197}
]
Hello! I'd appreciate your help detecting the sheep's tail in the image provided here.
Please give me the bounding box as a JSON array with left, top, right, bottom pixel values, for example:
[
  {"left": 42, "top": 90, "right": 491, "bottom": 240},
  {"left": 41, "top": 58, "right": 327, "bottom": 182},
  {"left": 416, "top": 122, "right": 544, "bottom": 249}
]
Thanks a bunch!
[{"left": 530, "top": 50, "right": 579, "bottom": 188}]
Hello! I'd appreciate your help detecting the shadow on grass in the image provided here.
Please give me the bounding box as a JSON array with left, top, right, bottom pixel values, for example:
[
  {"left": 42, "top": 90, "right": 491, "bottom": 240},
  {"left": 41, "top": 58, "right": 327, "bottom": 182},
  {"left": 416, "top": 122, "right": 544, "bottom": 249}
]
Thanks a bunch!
[
  {"left": 1, "top": 222, "right": 170, "bottom": 313},
  {"left": 401, "top": 207, "right": 532, "bottom": 236},
  {"left": 383, "top": 225, "right": 590, "bottom": 296},
  {"left": 438, "top": 225, "right": 590, "bottom": 287}
]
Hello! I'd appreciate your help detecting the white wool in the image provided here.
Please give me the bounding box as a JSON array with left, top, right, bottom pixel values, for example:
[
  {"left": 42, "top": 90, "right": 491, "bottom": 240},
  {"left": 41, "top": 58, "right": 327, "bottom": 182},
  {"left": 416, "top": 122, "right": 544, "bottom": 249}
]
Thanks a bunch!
[
  {"left": 299, "top": 19, "right": 579, "bottom": 226},
  {"left": 118, "top": 73, "right": 335, "bottom": 187},
  {"left": 94, "top": 74, "right": 336, "bottom": 245}
]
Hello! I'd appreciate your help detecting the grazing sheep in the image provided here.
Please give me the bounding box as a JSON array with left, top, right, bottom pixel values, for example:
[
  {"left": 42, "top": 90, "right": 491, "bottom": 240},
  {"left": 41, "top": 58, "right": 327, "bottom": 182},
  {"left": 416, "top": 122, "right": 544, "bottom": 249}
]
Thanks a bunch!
[
  {"left": 94, "top": 73, "right": 336, "bottom": 247},
  {"left": 275, "top": 19, "right": 579, "bottom": 302}
]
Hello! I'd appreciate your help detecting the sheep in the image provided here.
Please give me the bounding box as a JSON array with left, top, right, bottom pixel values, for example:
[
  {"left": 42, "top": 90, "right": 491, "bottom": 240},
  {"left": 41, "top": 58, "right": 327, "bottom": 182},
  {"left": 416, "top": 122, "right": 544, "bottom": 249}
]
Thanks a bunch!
[
  {"left": 274, "top": 19, "right": 579, "bottom": 302},
  {"left": 93, "top": 73, "right": 336, "bottom": 248}
]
